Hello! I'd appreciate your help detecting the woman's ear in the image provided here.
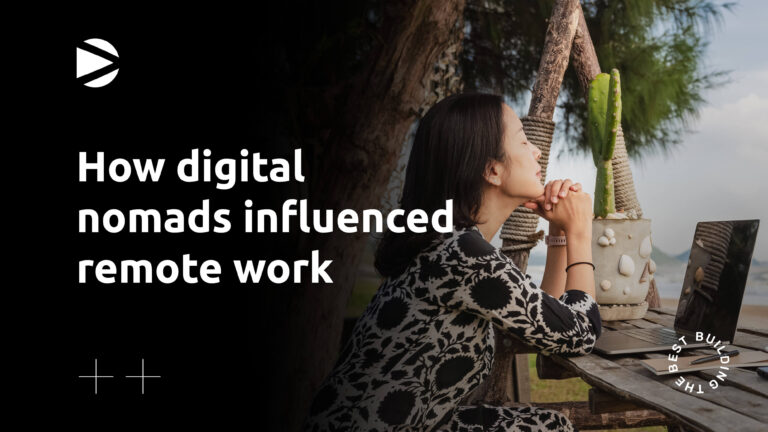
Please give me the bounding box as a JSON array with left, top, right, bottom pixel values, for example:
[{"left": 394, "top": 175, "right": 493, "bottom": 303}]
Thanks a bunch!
[{"left": 484, "top": 160, "right": 503, "bottom": 186}]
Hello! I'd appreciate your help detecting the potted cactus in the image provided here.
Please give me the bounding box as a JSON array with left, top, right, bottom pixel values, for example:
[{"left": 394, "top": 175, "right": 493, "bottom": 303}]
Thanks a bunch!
[{"left": 588, "top": 69, "right": 656, "bottom": 320}]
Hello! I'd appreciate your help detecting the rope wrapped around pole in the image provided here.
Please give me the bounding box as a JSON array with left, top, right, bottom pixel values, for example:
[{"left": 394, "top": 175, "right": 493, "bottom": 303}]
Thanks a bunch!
[
  {"left": 500, "top": 116, "right": 554, "bottom": 253},
  {"left": 612, "top": 124, "right": 643, "bottom": 218}
]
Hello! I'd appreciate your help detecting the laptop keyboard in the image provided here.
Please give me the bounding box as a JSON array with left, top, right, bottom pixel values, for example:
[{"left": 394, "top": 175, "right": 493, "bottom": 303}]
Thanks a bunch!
[{"left": 622, "top": 327, "right": 686, "bottom": 346}]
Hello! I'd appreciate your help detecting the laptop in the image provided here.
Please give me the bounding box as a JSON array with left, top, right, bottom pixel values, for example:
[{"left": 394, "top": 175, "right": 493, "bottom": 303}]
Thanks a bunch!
[{"left": 594, "top": 219, "right": 760, "bottom": 355}]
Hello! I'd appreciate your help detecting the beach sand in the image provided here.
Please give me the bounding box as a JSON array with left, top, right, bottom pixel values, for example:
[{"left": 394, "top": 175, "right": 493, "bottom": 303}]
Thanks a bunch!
[{"left": 660, "top": 298, "right": 768, "bottom": 330}]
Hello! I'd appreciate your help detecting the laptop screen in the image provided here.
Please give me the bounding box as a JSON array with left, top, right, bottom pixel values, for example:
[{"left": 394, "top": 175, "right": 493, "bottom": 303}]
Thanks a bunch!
[{"left": 674, "top": 219, "right": 760, "bottom": 343}]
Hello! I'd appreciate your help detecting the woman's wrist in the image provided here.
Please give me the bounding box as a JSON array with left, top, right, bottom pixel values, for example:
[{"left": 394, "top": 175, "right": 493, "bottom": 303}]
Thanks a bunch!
[
  {"left": 549, "top": 223, "right": 565, "bottom": 236},
  {"left": 546, "top": 223, "right": 567, "bottom": 246},
  {"left": 564, "top": 226, "right": 591, "bottom": 241}
]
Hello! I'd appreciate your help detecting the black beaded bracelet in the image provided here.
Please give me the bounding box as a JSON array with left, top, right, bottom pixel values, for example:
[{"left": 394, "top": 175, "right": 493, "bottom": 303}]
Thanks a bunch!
[{"left": 565, "top": 261, "right": 595, "bottom": 272}]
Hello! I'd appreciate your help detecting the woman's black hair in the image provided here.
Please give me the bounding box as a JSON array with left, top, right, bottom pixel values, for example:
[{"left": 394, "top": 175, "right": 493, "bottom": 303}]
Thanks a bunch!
[{"left": 374, "top": 92, "right": 507, "bottom": 278}]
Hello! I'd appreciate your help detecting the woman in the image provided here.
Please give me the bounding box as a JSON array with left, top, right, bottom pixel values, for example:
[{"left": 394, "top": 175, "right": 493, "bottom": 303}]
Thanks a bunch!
[{"left": 304, "top": 92, "right": 601, "bottom": 431}]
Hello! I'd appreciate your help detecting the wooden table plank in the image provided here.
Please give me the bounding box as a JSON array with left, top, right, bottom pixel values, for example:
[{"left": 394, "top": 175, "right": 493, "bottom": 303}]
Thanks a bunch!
[
  {"left": 643, "top": 347, "right": 768, "bottom": 399},
  {"left": 547, "top": 353, "right": 768, "bottom": 431},
  {"left": 697, "top": 368, "right": 768, "bottom": 398},
  {"left": 738, "top": 327, "right": 768, "bottom": 337},
  {"left": 733, "top": 332, "right": 768, "bottom": 351},
  {"left": 616, "top": 309, "right": 767, "bottom": 403},
  {"left": 635, "top": 353, "right": 768, "bottom": 424},
  {"left": 544, "top": 307, "right": 768, "bottom": 431}
]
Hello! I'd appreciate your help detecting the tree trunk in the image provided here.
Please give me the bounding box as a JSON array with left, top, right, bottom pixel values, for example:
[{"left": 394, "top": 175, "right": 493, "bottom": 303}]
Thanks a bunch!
[
  {"left": 469, "top": 0, "right": 581, "bottom": 405},
  {"left": 570, "top": 10, "right": 601, "bottom": 103},
  {"left": 527, "top": 0, "right": 581, "bottom": 119},
  {"left": 265, "top": 2, "right": 467, "bottom": 430}
]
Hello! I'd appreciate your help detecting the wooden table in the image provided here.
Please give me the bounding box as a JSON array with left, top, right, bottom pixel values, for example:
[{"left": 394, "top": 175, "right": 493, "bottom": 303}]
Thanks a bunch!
[{"left": 531, "top": 307, "right": 768, "bottom": 431}]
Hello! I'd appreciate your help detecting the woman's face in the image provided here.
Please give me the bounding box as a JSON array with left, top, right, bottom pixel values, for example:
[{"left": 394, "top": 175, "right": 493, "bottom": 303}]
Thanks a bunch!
[{"left": 490, "top": 104, "right": 544, "bottom": 199}]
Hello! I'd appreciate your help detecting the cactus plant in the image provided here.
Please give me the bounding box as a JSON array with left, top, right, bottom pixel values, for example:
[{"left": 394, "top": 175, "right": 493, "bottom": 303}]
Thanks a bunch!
[{"left": 588, "top": 68, "right": 622, "bottom": 218}]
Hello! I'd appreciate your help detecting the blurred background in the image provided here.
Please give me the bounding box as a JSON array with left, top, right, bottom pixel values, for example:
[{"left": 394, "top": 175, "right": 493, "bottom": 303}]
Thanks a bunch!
[{"left": 351, "top": 0, "right": 767, "bottom": 331}]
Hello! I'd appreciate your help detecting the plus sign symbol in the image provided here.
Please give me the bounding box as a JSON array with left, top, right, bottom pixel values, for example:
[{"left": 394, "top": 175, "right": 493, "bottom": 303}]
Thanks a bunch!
[
  {"left": 77, "top": 358, "right": 114, "bottom": 395},
  {"left": 125, "top": 358, "right": 162, "bottom": 395},
  {"left": 77, "top": 358, "right": 161, "bottom": 395}
]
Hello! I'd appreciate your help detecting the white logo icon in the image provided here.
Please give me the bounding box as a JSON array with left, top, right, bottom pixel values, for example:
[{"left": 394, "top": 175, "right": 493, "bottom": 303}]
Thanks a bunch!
[{"left": 76, "top": 39, "right": 119, "bottom": 88}]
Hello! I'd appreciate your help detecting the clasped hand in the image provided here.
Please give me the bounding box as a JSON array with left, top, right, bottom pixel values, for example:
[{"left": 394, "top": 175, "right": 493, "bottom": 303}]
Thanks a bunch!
[{"left": 523, "top": 178, "right": 582, "bottom": 229}]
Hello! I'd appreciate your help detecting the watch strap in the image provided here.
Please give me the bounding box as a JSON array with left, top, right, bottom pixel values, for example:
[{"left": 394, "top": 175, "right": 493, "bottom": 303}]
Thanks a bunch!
[{"left": 545, "top": 234, "right": 567, "bottom": 246}]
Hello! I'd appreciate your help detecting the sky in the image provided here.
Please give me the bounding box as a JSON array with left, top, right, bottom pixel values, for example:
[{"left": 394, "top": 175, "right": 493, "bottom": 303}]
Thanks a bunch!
[{"left": 492, "top": 0, "right": 768, "bottom": 262}]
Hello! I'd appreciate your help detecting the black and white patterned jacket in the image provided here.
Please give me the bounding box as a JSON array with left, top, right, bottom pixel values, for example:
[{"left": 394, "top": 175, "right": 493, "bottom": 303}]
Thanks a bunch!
[{"left": 305, "top": 224, "right": 602, "bottom": 431}]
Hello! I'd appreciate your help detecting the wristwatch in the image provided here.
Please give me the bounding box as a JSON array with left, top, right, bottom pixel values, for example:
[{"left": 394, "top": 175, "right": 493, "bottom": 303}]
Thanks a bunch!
[{"left": 545, "top": 234, "right": 567, "bottom": 246}]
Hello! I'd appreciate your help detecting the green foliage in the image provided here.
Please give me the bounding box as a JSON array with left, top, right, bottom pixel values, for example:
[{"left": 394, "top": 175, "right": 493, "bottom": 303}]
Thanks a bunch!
[{"left": 461, "top": 0, "right": 735, "bottom": 162}]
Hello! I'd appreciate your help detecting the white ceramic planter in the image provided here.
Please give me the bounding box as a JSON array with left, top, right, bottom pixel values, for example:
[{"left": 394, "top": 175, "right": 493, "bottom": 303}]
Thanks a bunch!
[{"left": 591, "top": 218, "right": 655, "bottom": 305}]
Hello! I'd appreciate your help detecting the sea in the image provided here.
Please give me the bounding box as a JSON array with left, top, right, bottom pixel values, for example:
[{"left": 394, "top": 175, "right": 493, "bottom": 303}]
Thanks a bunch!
[{"left": 525, "top": 264, "right": 768, "bottom": 306}]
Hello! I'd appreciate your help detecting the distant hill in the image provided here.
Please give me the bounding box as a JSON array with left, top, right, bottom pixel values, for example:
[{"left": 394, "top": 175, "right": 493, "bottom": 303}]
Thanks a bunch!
[
  {"left": 674, "top": 250, "right": 689, "bottom": 262},
  {"left": 672, "top": 248, "right": 765, "bottom": 268},
  {"left": 652, "top": 247, "right": 684, "bottom": 267}
]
